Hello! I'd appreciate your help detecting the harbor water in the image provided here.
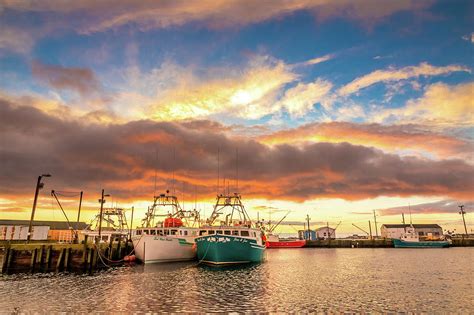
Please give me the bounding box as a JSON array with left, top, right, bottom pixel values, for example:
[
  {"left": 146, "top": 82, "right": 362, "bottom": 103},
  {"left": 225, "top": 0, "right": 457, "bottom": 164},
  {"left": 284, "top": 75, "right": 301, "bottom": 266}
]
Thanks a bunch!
[{"left": 1, "top": 248, "right": 473, "bottom": 313}]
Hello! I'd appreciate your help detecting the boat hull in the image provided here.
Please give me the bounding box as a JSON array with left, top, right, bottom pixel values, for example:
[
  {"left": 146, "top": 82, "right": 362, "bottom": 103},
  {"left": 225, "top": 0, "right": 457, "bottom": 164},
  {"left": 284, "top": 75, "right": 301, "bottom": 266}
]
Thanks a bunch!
[
  {"left": 393, "top": 239, "right": 450, "bottom": 248},
  {"left": 132, "top": 235, "right": 196, "bottom": 263},
  {"left": 266, "top": 240, "right": 306, "bottom": 248},
  {"left": 196, "top": 234, "right": 265, "bottom": 265}
]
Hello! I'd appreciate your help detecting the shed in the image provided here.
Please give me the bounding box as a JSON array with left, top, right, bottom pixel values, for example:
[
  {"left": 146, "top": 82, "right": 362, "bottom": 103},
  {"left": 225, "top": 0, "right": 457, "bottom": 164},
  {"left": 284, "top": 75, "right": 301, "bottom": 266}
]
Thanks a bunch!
[{"left": 315, "top": 226, "right": 336, "bottom": 239}]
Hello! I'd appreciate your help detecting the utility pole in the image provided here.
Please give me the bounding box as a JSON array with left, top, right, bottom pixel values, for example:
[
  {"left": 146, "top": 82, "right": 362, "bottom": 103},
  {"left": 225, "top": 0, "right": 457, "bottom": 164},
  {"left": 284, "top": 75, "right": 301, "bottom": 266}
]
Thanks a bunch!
[
  {"left": 98, "top": 189, "right": 110, "bottom": 243},
  {"left": 76, "top": 191, "right": 83, "bottom": 238},
  {"left": 27, "top": 174, "right": 51, "bottom": 242},
  {"left": 373, "top": 210, "right": 378, "bottom": 238},
  {"left": 129, "top": 206, "right": 135, "bottom": 241},
  {"left": 306, "top": 214, "right": 311, "bottom": 240},
  {"left": 459, "top": 205, "right": 468, "bottom": 237},
  {"left": 368, "top": 220, "right": 373, "bottom": 240}
]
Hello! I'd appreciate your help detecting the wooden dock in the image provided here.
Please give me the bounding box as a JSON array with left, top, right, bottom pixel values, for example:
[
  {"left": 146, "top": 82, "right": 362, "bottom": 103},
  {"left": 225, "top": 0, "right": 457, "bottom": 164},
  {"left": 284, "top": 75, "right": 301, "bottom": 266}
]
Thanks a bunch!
[
  {"left": 305, "top": 237, "right": 474, "bottom": 248},
  {"left": 0, "top": 240, "right": 134, "bottom": 275},
  {"left": 305, "top": 238, "right": 393, "bottom": 248}
]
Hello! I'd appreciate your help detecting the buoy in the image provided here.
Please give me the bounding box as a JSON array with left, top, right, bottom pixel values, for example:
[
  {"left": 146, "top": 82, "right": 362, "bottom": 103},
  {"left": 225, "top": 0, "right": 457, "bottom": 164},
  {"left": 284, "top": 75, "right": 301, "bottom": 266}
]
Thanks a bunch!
[{"left": 124, "top": 255, "right": 136, "bottom": 262}]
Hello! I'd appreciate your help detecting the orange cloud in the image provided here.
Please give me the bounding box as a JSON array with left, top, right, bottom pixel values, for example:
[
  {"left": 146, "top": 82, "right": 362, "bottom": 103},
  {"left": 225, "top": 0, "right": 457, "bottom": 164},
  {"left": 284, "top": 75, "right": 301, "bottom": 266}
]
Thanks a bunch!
[
  {"left": 259, "top": 122, "right": 472, "bottom": 159},
  {"left": 374, "top": 82, "right": 474, "bottom": 127},
  {"left": 31, "top": 60, "right": 103, "bottom": 98},
  {"left": 1, "top": 1, "right": 433, "bottom": 34},
  {"left": 338, "top": 63, "right": 470, "bottom": 96},
  {"left": 2, "top": 99, "right": 473, "bottom": 207}
]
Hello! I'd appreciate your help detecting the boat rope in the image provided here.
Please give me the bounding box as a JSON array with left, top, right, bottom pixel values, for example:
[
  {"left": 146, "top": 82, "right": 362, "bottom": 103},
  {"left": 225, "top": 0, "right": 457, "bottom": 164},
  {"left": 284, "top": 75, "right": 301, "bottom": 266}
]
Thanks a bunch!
[
  {"left": 196, "top": 239, "right": 212, "bottom": 265},
  {"left": 93, "top": 243, "right": 136, "bottom": 265}
]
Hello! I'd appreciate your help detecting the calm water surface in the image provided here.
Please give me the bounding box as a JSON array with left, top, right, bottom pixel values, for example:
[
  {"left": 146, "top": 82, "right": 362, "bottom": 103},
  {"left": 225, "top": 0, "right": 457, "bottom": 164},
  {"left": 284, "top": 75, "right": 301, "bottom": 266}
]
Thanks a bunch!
[{"left": 1, "top": 248, "right": 473, "bottom": 313}]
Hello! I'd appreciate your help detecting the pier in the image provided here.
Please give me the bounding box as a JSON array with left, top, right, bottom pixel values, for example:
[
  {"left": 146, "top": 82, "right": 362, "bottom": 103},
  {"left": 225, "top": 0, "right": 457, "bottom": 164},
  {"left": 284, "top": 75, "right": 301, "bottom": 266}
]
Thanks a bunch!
[{"left": 0, "top": 240, "right": 134, "bottom": 275}]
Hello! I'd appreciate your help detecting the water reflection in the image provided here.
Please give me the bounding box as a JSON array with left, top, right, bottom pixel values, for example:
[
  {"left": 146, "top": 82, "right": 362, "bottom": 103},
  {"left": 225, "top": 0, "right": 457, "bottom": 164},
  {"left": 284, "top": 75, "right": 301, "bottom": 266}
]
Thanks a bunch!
[{"left": 1, "top": 248, "right": 473, "bottom": 313}]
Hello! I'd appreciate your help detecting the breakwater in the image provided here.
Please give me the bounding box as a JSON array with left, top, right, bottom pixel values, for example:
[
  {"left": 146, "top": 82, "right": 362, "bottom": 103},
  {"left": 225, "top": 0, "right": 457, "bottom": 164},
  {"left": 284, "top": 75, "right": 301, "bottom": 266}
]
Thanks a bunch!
[
  {"left": 0, "top": 241, "right": 133, "bottom": 275},
  {"left": 305, "top": 237, "right": 474, "bottom": 248},
  {"left": 305, "top": 238, "right": 393, "bottom": 248}
]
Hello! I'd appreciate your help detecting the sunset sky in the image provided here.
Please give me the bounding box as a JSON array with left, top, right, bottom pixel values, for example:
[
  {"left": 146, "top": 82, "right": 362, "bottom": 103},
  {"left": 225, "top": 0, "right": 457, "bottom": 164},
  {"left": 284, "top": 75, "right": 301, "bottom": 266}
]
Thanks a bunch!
[{"left": 0, "top": 1, "right": 472, "bottom": 235}]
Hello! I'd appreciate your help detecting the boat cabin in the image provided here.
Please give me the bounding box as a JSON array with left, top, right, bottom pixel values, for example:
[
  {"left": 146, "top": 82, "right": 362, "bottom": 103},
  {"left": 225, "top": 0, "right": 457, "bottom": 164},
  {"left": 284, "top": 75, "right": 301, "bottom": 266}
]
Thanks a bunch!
[{"left": 135, "top": 227, "right": 198, "bottom": 237}]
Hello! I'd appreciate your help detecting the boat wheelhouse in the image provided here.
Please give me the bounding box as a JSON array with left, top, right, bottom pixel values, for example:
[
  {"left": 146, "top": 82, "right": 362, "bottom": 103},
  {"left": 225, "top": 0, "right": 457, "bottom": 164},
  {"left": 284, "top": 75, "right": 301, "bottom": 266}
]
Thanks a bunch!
[
  {"left": 132, "top": 191, "right": 200, "bottom": 263},
  {"left": 195, "top": 193, "right": 266, "bottom": 265}
]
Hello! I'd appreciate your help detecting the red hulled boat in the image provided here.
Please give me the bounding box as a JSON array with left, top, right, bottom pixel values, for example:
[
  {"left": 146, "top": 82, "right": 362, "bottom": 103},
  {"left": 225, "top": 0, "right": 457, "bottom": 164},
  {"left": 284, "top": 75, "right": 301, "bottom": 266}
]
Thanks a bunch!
[{"left": 265, "top": 234, "right": 306, "bottom": 248}]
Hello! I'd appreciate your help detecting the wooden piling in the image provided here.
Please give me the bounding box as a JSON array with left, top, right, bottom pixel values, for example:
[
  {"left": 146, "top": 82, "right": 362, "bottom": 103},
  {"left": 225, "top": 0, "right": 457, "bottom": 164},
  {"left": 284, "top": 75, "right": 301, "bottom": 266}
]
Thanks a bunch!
[
  {"left": 64, "top": 248, "right": 71, "bottom": 271},
  {"left": 45, "top": 245, "right": 52, "bottom": 272},
  {"left": 90, "top": 248, "right": 98, "bottom": 274},
  {"left": 38, "top": 245, "right": 45, "bottom": 269},
  {"left": 86, "top": 248, "right": 92, "bottom": 273},
  {"left": 30, "top": 248, "right": 38, "bottom": 273},
  {"left": 56, "top": 248, "right": 65, "bottom": 273},
  {"left": 6, "top": 248, "right": 14, "bottom": 274},
  {"left": 1, "top": 246, "right": 10, "bottom": 274}
]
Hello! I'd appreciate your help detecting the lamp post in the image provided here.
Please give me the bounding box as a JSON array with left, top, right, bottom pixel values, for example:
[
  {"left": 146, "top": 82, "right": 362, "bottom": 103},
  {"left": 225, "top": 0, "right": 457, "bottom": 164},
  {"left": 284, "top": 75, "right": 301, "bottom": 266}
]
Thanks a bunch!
[
  {"left": 27, "top": 174, "right": 51, "bottom": 242},
  {"left": 97, "top": 189, "right": 110, "bottom": 243}
]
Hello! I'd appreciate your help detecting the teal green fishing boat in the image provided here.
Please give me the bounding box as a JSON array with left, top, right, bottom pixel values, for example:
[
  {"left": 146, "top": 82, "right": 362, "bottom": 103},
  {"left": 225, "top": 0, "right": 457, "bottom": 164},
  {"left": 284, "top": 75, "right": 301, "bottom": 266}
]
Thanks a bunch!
[
  {"left": 393, "top": 238, "right": 450, "bottom": 248},
  {"left": 196, "top": 232, "right": 265, "bottom": 264},
  {"left": 196, "top": 193, "right": 266, "bottom": 265},
  {"left": 393, "top": 226, "right": 450, "bottom": 248}
]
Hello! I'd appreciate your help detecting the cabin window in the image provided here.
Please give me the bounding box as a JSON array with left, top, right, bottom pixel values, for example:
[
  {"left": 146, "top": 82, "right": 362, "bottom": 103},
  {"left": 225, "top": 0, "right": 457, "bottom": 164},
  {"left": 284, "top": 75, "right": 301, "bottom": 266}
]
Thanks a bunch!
[
  {"left": 144, "top": 230, "right": 149, "bottom": 235},
  {"left": 164, "top": 230, "right": 169, "bottom": 235},
  {"left": 199, "top": 230, "right": 206, "bottom": 236},
  {"left": 183, "top": 230, "right": 188, "bottom": 236},
  {"left": 171, "top": 230, "right": 177, "bottom": 235},
  {"left": 232, "top": 230, "right": 239, "bottom": 236},
  {"left": 418, "top": 232, "right": 424, "bottom": 236},
  {"left": 224, "top": 230, "right": 231, "bottom": 235},
  {"left": 208, "top": 230, "right": 215, "bottom": 234},
  {"left": 136, "top": 230, "right": 142, "bottom": 235},
  {"left": 434, "top": 232, "right": 439, "bottom": 236},
  {"left": 158, "top": 230, "right": 163, "bottom": 236},
  {"left": 241, "top": 231, "right": 249, "bottom": 237},
  {"left": 216, "top": 230, "right": 223, "bottom": 234}
]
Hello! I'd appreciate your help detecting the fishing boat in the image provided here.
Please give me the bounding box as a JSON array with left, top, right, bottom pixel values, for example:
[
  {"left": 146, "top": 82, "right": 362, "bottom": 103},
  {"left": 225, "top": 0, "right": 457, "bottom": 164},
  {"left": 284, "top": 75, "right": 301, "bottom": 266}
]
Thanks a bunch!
[
  {"left": 266, "top": 234, "right": 306, "bottom": 248},
  {"left": 131, "top": 191, "right": 200, "bottom": 263},
  {"left": 393, "top": 226, "right": 450, "bottom": 248},
  {"left": 195, "top": 193, "right": 266, "bottom": 265},
  {"left": 263, "top": 211, "right": 306, "bottom": 248}
]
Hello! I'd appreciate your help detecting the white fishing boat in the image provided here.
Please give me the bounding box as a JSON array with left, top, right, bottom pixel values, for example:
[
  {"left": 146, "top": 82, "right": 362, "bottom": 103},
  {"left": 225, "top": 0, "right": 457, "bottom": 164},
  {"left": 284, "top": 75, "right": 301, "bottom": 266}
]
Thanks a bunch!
[{"left": 132, "top": 191, "right": 200, "bottom": 263}]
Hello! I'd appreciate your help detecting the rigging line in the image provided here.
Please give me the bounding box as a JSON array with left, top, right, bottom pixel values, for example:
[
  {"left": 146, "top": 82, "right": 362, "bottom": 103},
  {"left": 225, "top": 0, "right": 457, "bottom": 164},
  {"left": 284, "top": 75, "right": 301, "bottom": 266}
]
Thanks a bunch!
[
  {"left": 236, "top": 148, "right": 238, "bottom": 193},
  {"left": 172, "top": 147, "right": 176, "bottom": 196},
  {"left": 154, "top": 148, "right": 158, "bottom": 198}
]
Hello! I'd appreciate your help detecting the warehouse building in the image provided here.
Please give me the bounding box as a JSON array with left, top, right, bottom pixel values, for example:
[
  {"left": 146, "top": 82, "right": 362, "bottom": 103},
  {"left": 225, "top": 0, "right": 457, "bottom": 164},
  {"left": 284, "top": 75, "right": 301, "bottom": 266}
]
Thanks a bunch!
[
  {"left": 380, "top": 224, "right": 443, "bottom": 239},
  {"left": 315, "top": 226, "right": 336, "bottom": 239},
  {"left": 0, "top": 220, "right": 87, "bottom": 242}
]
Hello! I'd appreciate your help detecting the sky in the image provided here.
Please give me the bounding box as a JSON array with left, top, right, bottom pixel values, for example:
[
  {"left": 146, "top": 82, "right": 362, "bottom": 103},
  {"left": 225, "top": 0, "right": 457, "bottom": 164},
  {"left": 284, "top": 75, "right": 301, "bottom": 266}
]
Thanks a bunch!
[{"left": 0, "top": 0, "right": 473, "bottom": 235}]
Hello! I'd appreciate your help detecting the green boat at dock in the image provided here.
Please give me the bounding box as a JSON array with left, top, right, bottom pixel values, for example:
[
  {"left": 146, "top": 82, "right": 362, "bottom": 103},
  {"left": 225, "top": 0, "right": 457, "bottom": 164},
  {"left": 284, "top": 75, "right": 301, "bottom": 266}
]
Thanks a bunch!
[
  {"left": 196, "top": 193, "right": 266, "bottom": 265},
  {"left": 393, "top": 226, "right": 451, "bottom": 248},
  {"left": 196, "top": 233, "right": 265, "bottom": 264}
]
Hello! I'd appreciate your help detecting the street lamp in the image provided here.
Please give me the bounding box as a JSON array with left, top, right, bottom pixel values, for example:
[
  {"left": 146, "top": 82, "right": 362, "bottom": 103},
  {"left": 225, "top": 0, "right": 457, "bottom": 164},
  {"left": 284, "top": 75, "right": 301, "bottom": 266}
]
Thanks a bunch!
[
  {"left": 27, "top": 174, "right": 51, "bottom": 242},
  {"left": 97, "top": 189, "right": 111, "bottom": 242}
]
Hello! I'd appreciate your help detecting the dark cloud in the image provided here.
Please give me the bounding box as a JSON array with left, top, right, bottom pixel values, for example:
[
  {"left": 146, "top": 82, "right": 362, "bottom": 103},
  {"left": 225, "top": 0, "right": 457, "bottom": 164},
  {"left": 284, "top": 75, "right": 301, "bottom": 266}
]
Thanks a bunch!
[
  {"left": 1, "top": 99, "right": 473, "bottom": 204},
  {"left": 31, "top": 60, "right": 102, "bottom": 97},
  {"left": 378, "top": 200, "right": 474, "bottom": 216}
]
